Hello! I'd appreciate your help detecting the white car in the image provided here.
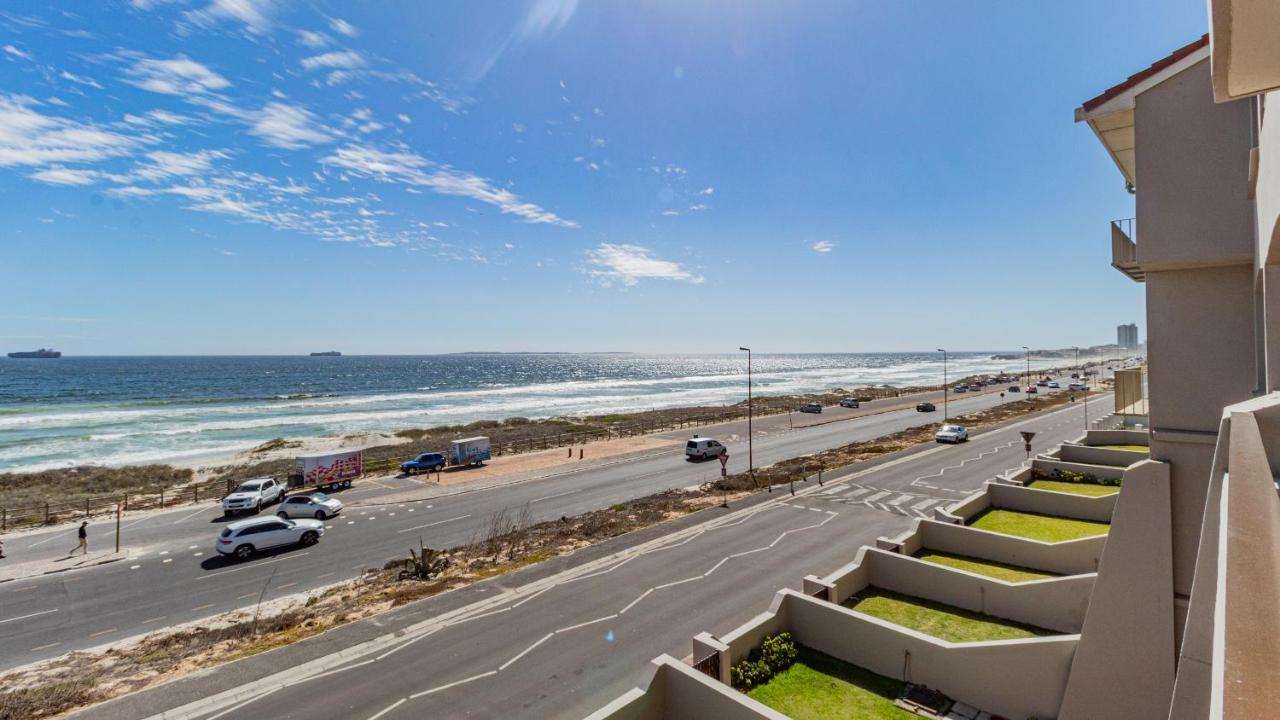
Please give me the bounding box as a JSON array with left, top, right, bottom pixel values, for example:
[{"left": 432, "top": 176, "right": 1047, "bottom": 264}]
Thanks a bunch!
[
  {"left": 276, "top": 492, "right": 344, "bottom": 520},
  {"left": 1068, "top": 382, "right": 1089, "bottom": 391},
  {"left": 222, "top": 478, "right": 285, "bottom": 516},
  {"left": 1048, "top": 381, "right": 1060, "bottom": 388},
  {"left": 934, "top": 424, "right": 969, "bottom": 443},
  {"left": 685, "top": 437, "right": 726, "bottom": 461},
  {"left": 216, "top": 516, "right": 324, "bottom": 560}
]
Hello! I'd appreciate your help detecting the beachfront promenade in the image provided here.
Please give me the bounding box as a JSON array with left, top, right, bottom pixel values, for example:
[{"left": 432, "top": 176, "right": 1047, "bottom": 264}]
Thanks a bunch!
[
  {"left": 0, "top": 384, "right": 1082, "bottom": 674},
  {"left": 71, "top": 395, "right": 1099, "bottom": 720}
]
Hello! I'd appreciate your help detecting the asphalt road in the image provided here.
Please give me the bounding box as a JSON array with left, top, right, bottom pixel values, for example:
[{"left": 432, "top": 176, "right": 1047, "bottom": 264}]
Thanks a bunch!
[
  {"left": 0, "top": 381, "right": 1088, "bottom": 671},
  {"left": 83, "top": 393, "right": 1105, "bottom": 720}
]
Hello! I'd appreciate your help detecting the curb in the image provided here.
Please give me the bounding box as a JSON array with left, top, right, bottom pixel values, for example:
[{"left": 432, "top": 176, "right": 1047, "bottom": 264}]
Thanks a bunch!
[{"left": 0, "top": 553, "right": 129, "bottom": 584}]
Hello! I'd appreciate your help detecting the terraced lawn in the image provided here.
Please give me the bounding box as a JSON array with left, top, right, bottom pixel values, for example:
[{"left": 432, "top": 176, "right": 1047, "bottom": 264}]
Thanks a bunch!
[
  {"left": 843, "top": 587, "right": 1057, "bottom": 642},
  {"left": 1093, "top": 444, "right": 1149, "bottom": 452},
  {"left": 914, "top": 550, "right": 1059, "bottom": 582},
  {"left": 1027, "top": 480, "right": 1120, "bottom": 497},
  {"left": 747, "top": 646, "right": 914, "bottom": 720},
  {"left": 968, "top": 508, "right": 1109, "bottom": 542}
]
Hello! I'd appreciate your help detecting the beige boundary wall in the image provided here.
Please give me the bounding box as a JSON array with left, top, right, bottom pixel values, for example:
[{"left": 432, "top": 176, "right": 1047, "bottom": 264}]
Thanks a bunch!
[
  {"left": 719, "top": 590, "right": 1078, "bottom": 720},
  {"left": 877, "top": 517, "right": 1107, "bottom": 576},
  {"left": 800, "top": 546, "right": 1095, "bottom": 633},
  {"left": 1058, "top": 459, "right": 1176, "bottom": 720},
  {"left": 584, "top": 654, "right": 786, "bottom": 720},
  {"left": 937, "top": 481, "right": 1118, "bottom": 525},
  {"left": 1030, "top": 456, "right": 1128, "bottom": 482},
  {"left": 1086, "top": 428, "right": 1151, "bottom": 447},
  {"left": 1057, "top": 442, "right": 1148, "bottom": 467}
]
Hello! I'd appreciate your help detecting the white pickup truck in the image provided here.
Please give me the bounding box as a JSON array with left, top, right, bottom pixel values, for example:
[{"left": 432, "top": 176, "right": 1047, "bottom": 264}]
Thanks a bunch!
[{"left": 222, "top": 477, "right": 285, "bottom": 516}]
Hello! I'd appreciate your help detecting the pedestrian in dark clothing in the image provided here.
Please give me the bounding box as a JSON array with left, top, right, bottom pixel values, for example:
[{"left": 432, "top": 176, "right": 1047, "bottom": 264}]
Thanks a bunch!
[{"left": 71, "top": 522, "right": 88, "bottom": 555}]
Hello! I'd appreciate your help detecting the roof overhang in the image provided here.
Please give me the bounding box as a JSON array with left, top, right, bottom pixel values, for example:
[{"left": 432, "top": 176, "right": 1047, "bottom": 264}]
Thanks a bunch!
[
  {"left": 1210, "top": 0, "right": 1280, "bottom": 101},
  {"left": 1074, "top": 36, "right": 1211, "bottom": 187}
]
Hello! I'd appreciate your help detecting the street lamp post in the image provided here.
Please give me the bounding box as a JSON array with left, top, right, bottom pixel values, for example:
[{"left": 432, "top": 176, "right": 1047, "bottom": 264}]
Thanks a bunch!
[
  {"left": 1022, "top": 346, "right": 1031, "bottom": 400},
  {"left": 739, "top": 346, "right": 760, "bottom": 492},
  {"left": 937, "top": 348, "right": 948, "bottom": 420}
]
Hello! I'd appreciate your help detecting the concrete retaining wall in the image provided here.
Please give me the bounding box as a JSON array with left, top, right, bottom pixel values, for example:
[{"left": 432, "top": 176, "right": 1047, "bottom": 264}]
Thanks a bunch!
[
  {"left": 1059, "top": 443, "right": 1147, "bottom": 468},
  {"left": 778, "top": 590, "right": 1077, "bottom": 720},
  {"left": 585, "top": 654, "right": 788, "bottom": 720},
  {"left": 909, "top": 519, "right": 1106, "bottom": 576},
  {"left": 1032, "top": 457, "right": 1127, "bottom": 482},
  {"left": 1085, "top": 428, "right": 1151, "bottom": 447},
  {"left": 816, "top": 547, "right": 1094, "bottom": 633},
  {"left": 940, "top": 482, "right": 1117, "bottom": 524}
]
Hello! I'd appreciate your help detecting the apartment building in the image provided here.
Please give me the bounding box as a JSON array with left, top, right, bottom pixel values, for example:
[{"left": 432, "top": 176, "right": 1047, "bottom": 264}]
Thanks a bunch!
[
  {"left": 588, "top": 3, "right": 1279, "bottom": 718},
  {"left": 1117, "top": 323, "right": 1139, "bottom": 350}
]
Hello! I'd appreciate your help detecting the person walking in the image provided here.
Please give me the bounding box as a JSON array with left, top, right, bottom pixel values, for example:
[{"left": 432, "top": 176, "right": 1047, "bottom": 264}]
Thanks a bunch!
[
  {"left": 0, "top": 537, "right": 5, "bottom": 559},
  {"left": 71, "top": 521, "right": 88, "bottom": 555}
]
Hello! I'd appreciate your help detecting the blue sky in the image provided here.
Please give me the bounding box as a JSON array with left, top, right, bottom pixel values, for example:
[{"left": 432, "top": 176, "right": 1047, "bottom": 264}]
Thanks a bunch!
[{"left": 1, "top": 0, "right": 1205, "bottom": 355}]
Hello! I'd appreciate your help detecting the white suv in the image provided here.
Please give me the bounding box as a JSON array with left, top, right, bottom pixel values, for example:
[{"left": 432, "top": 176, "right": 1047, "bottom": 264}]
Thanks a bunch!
[
  {"left": 222, "top": 478, "right": 285, "bottom": 516},
  {"left": 216, "top": 516, "right": 324, "bottom": 560}
]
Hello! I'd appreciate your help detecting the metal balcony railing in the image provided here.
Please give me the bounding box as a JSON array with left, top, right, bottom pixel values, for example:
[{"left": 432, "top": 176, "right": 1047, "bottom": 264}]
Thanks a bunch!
[{"left": 1110, "top": 218, "right": 1143, "bottom": 281}]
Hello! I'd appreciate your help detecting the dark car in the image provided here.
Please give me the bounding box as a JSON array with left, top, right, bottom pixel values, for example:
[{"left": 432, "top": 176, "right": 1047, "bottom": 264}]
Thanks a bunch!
[
  {"left": 799, "top": 402, "right": 822, "bottom": 414},
  {"left": 1008, "top": 385, "right": 1021, "bottom": 392},
  {"left": 916, "top": 402, "right": 936, "bottom": 412},
  {"left": 400, "top": 451, "right": 447, "bottom": 475}
]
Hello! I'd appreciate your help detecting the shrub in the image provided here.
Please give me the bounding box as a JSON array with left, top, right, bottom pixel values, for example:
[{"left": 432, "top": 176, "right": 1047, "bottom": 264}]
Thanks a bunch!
[
  {"left": 1049, "top": 469, "right": 1099, "bottom": 484},
  {"left": 759, "top": 632, "right": 797, "bottom": 672},
  {"left": 731, "top": 633, "right": 798, "bottom": 689}
]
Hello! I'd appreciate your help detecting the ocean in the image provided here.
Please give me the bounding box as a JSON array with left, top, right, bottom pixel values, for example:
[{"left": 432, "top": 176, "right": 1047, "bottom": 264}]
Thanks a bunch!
[{"left": 0, "top": 353, "right": 1056, "bottom": 472}]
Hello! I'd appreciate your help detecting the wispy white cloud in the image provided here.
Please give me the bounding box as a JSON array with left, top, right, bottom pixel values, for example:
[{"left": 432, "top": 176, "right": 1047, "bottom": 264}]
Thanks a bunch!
[
  {"left": 0, "top": 94, "right": 146, "bottom": 168},
  {"left": 586, "top": 243, "right": 702, "bottom": 287},
  {"left": 3, "top": 45, "right": 31, "bottom": 60},
  {"left": 29, "top": 166, "right": 100, "bottom": 185},
  {"left": 248, "top": 102, "right": 332, "bottom": 149},
  {"left": 296, "top": 29, "right": 329, "bottom": 48},
  {"left": 397, "top": 113, "right": 411, "bottom": 124},
  {"left": 59, "top": 70, "right": 103, "bottom": 89},
  {"left": 329, "top": 17, "right": 358, "bottom": 37},
  {"left": 129, "top": 149, "right": 229, "bottom": 181},
  {"left": 322, "top": 144, "right": 576, "bottom": 228},
  {"left": 300, "top": 50, "right": 365, "bottom": 72},
  {"left": 811, "top": 240, "right": 835, "bottom": 254},
  {"left": 688, "top": 203, "right": 707, "bottom": 212},
  {"left": 183, "top": 0, "right": 278, "bottom": 35},
  {"left": 512, "top": 123, "right": 526, "bottom": 134},
  {"left": 124, "top": 55, "right": 231, "bottom": 96},
  {"left": 122, "top": 109, "right": 193, "bottom": 126},
  {"left": 698, "top": 186, "right": 714, "bottom": 195}
]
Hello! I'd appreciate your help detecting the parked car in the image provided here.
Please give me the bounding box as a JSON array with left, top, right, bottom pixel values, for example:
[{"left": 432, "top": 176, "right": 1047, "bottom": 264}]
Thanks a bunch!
[
  {"left": 934, "top": 424, "right": 969, "bottom": 443},
  {"left": 222, "top": 478, "right": 285, "bottom": 516},
  {"left": 953, "top": 386, "right": 967, "bottom": 393},
  {"left": 276, "top": 492, "right": 343, "bottom": 520},
  {"left": 1026, "top": 385, "right": 1038, "bottom": 394},
  {"left": 839, "top": 398, "right": 860, "bottom": 408},
  {"left": 1070, "top": 373, "right": 1080, "bottom": 379},
  {"left": 1008, "top": 385, "right": 1021, "bottom": 392},
  {"left": 401, "top": 451, "right": 447, "bottom": 475},
  {"left": 799, "top": 402, "right": 822, "bottom": 414},
  {"left": 1036, "top": 380, "right": 1049, "bottom": 387},
  {"left": 685, "top": 437, "right": 727, "bottom": 461},
  {"left": 916, "top": 402, "right": 936, "bottom": 412},
  {"left": 1048, "top": 381, "right": 1060, "bottom": 388},
  {"left": 1069, "top": 382, "right": 1089, "bottom": 391},
  {"left": 967, "top": 383, "right": 981, "bottom": 391},
  {"left": 215, "top": 516, "right": 324, "bottom": 560}
]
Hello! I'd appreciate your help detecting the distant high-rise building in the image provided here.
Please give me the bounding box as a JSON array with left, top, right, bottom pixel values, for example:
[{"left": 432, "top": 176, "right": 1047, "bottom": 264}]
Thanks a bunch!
[{"left": 1117, "top": 323, "right": 1138, "bottom": 349}]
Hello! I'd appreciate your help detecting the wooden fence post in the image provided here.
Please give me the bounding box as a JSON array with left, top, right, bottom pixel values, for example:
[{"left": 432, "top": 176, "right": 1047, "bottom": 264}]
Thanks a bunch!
[
  {"left": 160, "top": 488, "right": 164, "bottom": 508},
  {"left": 44, "top": 502, "right": 50, "bottom": 524},
  {"left": 85, "top": 498, "right": 90, "bottom": 517}
]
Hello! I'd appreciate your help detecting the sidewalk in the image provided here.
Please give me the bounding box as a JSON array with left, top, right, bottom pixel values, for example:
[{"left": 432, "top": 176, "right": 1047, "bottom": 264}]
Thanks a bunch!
[{"left": 0, "top": 548, "right": 131, "bottom": 584}]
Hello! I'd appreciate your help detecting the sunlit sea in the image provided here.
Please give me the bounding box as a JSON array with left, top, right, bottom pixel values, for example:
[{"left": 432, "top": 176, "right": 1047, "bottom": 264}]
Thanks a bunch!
[{"left": 0, "top": 353, "right": 1058, "bottom": 472}]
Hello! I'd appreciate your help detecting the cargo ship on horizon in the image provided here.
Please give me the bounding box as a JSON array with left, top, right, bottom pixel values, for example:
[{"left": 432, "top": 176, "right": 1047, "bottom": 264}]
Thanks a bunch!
[
  {"left": 8, "top": 348, "right": 61, "bottom": 359},
  {"left": 309, "top": 351, "right": 341, "bottom": 357}
]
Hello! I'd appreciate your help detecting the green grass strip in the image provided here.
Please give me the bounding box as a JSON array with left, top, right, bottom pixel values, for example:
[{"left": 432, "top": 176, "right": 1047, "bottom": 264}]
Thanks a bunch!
[
  {"left": 843, "top": 587, "right": 1058, "bottom": 642},
  {"left": 914, "top": 550, "right": 1059, "bottom": 582},
  {"left": 1026, "top": 480, "right": 1120, "bottom": 497},
  {"left": 1093, "top": 444, "right": 1149, "bottom": 452},
  {"left": 968, "top": 508, "right": 1110, "bottom": 542},
  {"left": 747, "top": 645, "right": 914, "bottom": 720}
]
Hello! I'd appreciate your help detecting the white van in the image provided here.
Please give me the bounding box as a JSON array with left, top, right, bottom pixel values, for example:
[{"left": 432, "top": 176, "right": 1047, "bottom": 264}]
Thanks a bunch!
[{"left": 685, "top": 437, "right": 726, "bottom": 461}]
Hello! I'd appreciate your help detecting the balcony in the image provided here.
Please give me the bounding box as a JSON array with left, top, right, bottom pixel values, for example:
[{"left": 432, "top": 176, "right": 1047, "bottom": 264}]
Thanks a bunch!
[{"left": 1111, "top": 218, "right": 1144, "bottom": 281}]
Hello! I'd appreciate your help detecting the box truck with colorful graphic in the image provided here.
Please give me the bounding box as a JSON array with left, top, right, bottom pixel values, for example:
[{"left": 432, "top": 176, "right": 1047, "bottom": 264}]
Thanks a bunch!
[
  {"left": 293, "top": 450, "right": 363, "bottom": 490},
  {"left": 449, "top": 437, "right": 491, "bottom": 467}
]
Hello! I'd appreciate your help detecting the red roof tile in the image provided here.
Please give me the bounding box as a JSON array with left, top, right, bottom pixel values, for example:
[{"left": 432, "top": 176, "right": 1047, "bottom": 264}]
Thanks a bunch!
[{"left": 1081, "top": 34, "right": 1209, "bottom": 113}]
